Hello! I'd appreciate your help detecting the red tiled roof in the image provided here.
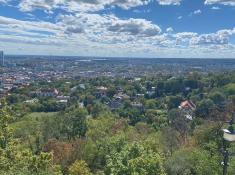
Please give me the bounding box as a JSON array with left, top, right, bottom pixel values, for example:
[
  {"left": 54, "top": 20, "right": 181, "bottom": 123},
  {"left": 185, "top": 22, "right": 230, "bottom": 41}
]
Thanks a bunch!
[{"left": 180, "top": 100, "right": 196, "bottom": 110}]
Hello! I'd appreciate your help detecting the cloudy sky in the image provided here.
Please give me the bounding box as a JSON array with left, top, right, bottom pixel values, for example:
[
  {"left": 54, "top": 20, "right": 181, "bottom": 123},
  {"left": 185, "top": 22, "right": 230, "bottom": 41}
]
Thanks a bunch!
[{"left": 0, "top": 0, "right": 235, "bottom": 58}]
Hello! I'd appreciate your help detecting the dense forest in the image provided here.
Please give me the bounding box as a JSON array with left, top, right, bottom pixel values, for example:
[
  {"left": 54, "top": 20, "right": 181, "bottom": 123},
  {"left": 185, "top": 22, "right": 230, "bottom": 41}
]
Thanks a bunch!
[{"left": 1, "top": 71, "right": 235, "bottom": 175}]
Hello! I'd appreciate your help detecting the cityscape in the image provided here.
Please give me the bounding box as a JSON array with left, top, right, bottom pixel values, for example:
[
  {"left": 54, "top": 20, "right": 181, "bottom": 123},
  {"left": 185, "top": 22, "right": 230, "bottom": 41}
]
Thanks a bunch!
[
  {"left": 0, "top": 52, "right": 235, "bottom": 174},
  {"left": 2, "top": 53, "right": 235, "bottom": 98},
  {"left": 1, "top": 0, "right": 235, "bottom": 175}
]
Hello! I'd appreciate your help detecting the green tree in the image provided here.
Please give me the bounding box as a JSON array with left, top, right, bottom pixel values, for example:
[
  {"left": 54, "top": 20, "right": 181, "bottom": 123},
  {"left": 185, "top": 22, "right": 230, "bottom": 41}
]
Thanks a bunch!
[
  {"left": 144, "top": 99, "right": 157, "bottom": 109},
  {"left": 69, "top": 160, "right": 92, "bottom": 175},
  {"left": 165, "top": 148, "right": 220, "bottom": 175},
  {"left": 160, "top": 127, "right": 180, "bottom": 155},
  {"left": 209, "top": 91, "right": 225, "bottom": 106},
  {"left": 145, "top": 109, "right": 168, "bottom": 131},
  {"left": 90, "top": 103, "right": 110, "bottom": 118},
  {"left": 166, "top": 96, "right": 182, "bottom": 109},
  {"left": 0, "top": 100, "right": 13, "bottom": 150},
  {"left": 223, "top": 83, "right": 235, "bottom": 96},
  {"left": 168, "top": 109, "right": 190, "bottom": 143},
  {"left": 196, "top": 99, "right": 214, "bottom": 118},
  {"left": 0, "top": 99, "right": 62, "bottom": 175},
  {"left": 105, "top": 142, "right": 165, "bottom": 175},
  {"left": 63, "top": 108, "right": 88, "bottom": 140}
]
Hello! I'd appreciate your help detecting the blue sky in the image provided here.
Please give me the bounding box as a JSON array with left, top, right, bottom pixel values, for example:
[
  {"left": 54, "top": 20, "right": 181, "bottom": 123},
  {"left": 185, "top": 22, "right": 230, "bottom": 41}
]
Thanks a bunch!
[{"left": 0, "top": 0, "right": 235, "bottom": 58}]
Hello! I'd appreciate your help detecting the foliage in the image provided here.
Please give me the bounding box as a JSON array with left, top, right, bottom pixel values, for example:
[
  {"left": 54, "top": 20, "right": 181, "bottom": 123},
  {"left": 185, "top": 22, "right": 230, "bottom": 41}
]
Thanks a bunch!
[
  {"left": 69, "top": 160, "right": 92, "bottom": 175},
  {"left": 5, "top": 72, "right": 235, "bottom": 175},
  {"left": 62, "top": 108, "right": 88, "bottom": 140},
  {"left": 168, "top": 109, "right": 190, "bottom": 143},
  {"left": 145, "top": 109, "right": 168, "bottom": 130},
  {"left": 105, "top": 142, "right": 166, "bottom": 175},
  {"left": 165, "top": 148, "right": 220, "bottom": 175},
  {"left": 0, "top": 100, "right": 62, "bottom": 175},
  {"left": 195, "top": 99, "right": 214, "bottom": 118}
]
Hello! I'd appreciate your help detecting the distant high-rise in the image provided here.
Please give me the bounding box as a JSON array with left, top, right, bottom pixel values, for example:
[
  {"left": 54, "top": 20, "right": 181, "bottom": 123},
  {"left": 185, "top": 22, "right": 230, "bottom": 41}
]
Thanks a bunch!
[{"left": 0, "top": 51, "right": 4, "bottom": 67}]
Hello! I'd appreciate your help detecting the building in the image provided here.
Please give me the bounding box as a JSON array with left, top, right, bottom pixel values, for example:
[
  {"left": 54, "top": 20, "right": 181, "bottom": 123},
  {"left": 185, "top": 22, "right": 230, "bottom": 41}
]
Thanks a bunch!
[
  {"left": 179, "top": 100, "right": 196, "bottom": 120},
  {"left": 56, "top": 96, "right": 70, "bottom": 103},
  {"left": 31, "top": 88, "right": 59, "bottom": 98},
  {"left": 0, "top": 51, "right": 4, "bottom": 67},
  {"left": 95, "top": 86, "right": 108, "bottom": 98},
  {"left": 179, "top": 100, "right": 196, "bottom": 111},
  {"left": 131, "top": 102, "right": 144, "bottom": 112},
  {"left": 113, "top": 92, "right": 130, "bottom": 101}
]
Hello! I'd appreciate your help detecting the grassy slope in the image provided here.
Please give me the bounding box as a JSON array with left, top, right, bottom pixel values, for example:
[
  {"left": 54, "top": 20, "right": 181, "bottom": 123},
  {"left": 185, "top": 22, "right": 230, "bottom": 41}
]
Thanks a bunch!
[{"left": 11, "top": 112, "right": 58, "bottom": 149}]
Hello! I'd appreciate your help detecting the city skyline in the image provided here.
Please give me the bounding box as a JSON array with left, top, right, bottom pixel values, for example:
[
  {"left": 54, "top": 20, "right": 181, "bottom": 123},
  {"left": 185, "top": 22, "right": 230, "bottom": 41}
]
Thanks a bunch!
[{"left": 0, "top": 0, "right": 235, "bottom": 58}]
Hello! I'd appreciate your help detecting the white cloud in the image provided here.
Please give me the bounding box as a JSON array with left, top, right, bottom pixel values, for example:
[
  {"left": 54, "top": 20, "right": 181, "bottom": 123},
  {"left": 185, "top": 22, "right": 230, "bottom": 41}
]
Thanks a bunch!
[
  {"left": 0, "top": 0, "right": 9, "bottom": 4},
  {"left": 211, "top": 6, "right": 220, "bottom": 10},
  {"left": 193, "top": 9, "right": 202, "bottom": 15},
  {"left": 0, "top": 16, "right": 62, "bottom": 33},
  {"left": 0, "top": 6, "right": 235, "bottom": 58},
  {"left": 190, "top": 33, "right": 228, "bottom": 45},
  {"left": 107, "top": 18, "right": 161, "bottom": 36},
  {"left": 189, "top": 9, "right": 202, "bottom": 17},
  {"left": 177, "top": 16, "right": 183, "bottom": 20},
  {"left": 174, "top": 32, "right": 198, "bottom": 45},
  {"left": 166, "top": 27, "right": 174, "bottom": 33},
  {"left": 205, "top": 0, "right": 235, "bottom": 6},
  {"left": 157, "top": 0, "right": 182, "bottom": 5},
  {"left": 18, "top": 0, "right": 151, "bottom": 12},
  {"left": 0, "top": 11, "right": 164, "bottom": 55},
  {"left": 176, "top": 32, "right": 198, "bottom": 39},
  {"left": 18, "top": 0, "right": 64, "bottom": 12},
  {"left": 190, "top": 29, "right": 235, "bottom": 45},
  {"left": 65, "top": 26, "right": 84, "bottom": 34},
  {"left": 133, "top": 9, "right": 151, "bottom": 13},
  {"left": 58, "top": 13, "right": 162, "bottom": 38}
]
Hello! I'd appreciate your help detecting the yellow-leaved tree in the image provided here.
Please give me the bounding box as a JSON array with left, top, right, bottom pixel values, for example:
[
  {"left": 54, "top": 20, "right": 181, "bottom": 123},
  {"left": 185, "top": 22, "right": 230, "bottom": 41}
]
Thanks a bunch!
[{"left": 69, "top": 160, "right": 92, "bottom": 175}]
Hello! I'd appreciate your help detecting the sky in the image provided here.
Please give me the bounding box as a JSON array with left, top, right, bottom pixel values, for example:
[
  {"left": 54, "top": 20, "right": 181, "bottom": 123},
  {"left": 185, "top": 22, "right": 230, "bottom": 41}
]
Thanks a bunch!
[{"left": 0, "top": 0, "right": 235, "bottom": 58}]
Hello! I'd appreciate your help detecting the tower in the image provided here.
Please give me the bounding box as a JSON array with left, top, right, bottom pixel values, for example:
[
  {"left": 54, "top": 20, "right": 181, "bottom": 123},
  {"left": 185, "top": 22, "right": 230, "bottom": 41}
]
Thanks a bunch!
[{"left": 0, "top": 51, "right": 4, "bottom": 67}]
